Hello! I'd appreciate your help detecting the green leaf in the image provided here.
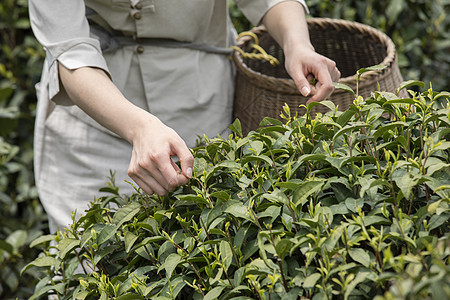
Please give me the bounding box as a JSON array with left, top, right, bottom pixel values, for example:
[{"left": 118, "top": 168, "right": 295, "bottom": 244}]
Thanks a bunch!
[
  {"left": 241, "top": 154, "right": 273, "bottom": 166},
  {"left": 21, "top": 256, "right": 60, "bottom": 275},
  {"left": 275, "top": 239, "right": 293, "bottom": 260},
  {"left": 6, "top": 230, "right": 27, "bottom": 251},
  {"left": 334, "top": 82, "right": 355, "bottom": 95},
  {"left": 303, "top": 273, "right": 321, "bottom": 289},
  {"left": 159, "top": 253, "right": 182, "bottom": 278},
  {"left": 344, "top": 272, "right": 369, "bottom": 299},
  {"left": 392, "top": 169, "right": 420, "bottom": 200},
  {"left": 113, "top": 202, "right": 141, "bottom": 227},
  {"left": 97, "top": 224, "right": 117, "bottom": 244},
  {"left": 0, "top": 240, "right": 13, "bottom": 254},
  {"left": 204, "top": 286, "right": 226, "bottom": 300},
  {"left": 332, "top": 123, "right": 370, "bottom": 142},
  {"left": 220, "top": 240, "right": 233, "bottom": 272},
  {"left": 373, "top": 121, "right": 408, "bottom": 140},
  {"left": 396, "top": 80, "right": 425, "bottom": 94},
  {"left": 263, "top": 188, "right": 290, "bottom": 205},
  {"left": 348, "top": 248, "right": 371, "bottom": 268},
  {"left": 0, "top": 87, "right": 14, "bottom": 101},
  {"left": 428, "top": 214, "right": 449, "bottom": 231},
  {"left": 293, "top": 181, "right": 324, "bottom": 206},
  {"left": 225, "top": 203, "right": 251, "bottom": 221},
  {"left": 229, "top": 118, "right": 243, "bottom": 137},
  {"left": 249, "top": 140, "right": 264, "bottom": 155},
  {"left": 357, "top": 64, "right": 387, "bottom": 76},
  {"left": 176, "top": 194, "right": 210, "bottom": 206},
  {"left": 125, "top": 231, "right": 139, "bottom": 253},
  {"left": 29, "top": 283, "right": 65, "bottom": 300},
  {"left": 57, "top": 238, "right": 80, "bottom": 259},
  {"left": 29, "top": 234, "right": 56, "bottom": 248},
  {"left": 345, "top": 198, "right": 364, "bottom": 213},
  {"left": 93, "top": 245, "right": 119, "bottom": 266},
  {"left": 306, "top": 100, "right": 335, "bottom": 115},
  {"left": 336, "top": 107, "right": 358, "bottom": 127}
]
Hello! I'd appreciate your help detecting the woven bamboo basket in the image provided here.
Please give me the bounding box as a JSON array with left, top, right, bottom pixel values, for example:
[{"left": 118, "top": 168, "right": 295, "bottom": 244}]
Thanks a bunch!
[{"left": 233, "top": 18, "right": 405, "bottom": 134}]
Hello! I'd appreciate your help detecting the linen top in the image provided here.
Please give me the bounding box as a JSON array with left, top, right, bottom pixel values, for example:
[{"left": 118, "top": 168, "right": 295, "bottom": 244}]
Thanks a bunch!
[
  {"left": 30, "top": 0, "right": 308, "bottom": 181},
  {"left": 29, "top": 0, "right": 307, "bottom": 103}
]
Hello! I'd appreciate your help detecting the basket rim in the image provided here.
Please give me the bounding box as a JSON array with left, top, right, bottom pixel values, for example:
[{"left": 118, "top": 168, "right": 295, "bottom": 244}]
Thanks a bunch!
[{"left": 233, "top": 17, "right": 398, "bottom": 95}]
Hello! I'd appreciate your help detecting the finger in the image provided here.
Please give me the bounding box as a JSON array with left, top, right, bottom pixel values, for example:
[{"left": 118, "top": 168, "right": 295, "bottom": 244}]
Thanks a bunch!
[
  {"left": 171, "top": 140, "right": 194, "bottom": 179},
  {"left": 307, "top": 67, "right": 334, "bottom": 103},
  {"left": 128, "top": 166, "right": 169, "bottom": 195},
  {"left": 326, "top": 60, "right": 341, "bottom": 82},
  {"left": 129, "top": 151, "right": 176, "bottom": 195}
]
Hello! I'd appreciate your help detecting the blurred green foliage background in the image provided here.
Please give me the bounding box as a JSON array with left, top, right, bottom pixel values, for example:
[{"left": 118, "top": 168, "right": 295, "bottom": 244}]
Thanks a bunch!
[{"left": 0, "top": 0, "right": 448, "bottom": 298}]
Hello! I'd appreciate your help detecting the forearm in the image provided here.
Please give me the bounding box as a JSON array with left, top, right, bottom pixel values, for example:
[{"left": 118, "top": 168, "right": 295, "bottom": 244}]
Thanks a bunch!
[
  {"left": 58, "top": 64, "right": 155, "bottom": 144},
  {"left": 262, "top": 1, "right": 313, "bottom": 54}
]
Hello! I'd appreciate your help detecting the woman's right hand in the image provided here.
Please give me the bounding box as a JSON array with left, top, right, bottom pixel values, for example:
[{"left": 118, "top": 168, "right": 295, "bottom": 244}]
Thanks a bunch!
[
  {"left": 58, "top": 64, "right": 194, "bottom": 196},
  {"left": 127, "top": 113, "right": 194, "bottom": 196}
]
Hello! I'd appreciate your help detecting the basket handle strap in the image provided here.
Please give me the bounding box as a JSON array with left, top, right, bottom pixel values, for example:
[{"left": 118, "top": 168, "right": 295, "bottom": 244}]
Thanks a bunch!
[{"left": 230, "top": 31, "right": 280, "bottom": 66}]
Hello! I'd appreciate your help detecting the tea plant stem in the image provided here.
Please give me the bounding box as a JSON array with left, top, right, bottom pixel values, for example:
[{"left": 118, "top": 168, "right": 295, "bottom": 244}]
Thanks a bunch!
[
  {"left": 250, "top": 208, "right": 263, "bottom": 231},
  {"left": 269, "top": 226, "right": 289, "bottom": 292},
  {"left": 199, "top": 217, "right": 211, "bottom": 242},
  {"left": 226, "top": 226, "right": 241, "bottom": 268},
  {"left": 269, "top": 149, "right": 283, "bottom": 182},
  {"left": 74, "top": 249, "right": 88, "bottom": 274},
  {"left": 197, "top": 284, "right": 205, "bottom": 297},
  {"left": 143, "top": 245, "right": 162, "bottom": 279},
  {"left": 162, "top": 229, "right": 207, "bottom": 289},
  {"left": 105, "top": 210, "right": 112, "bottom": 223},
  {"left": 407, "top": 191, "right": 415, "bottom": 216},
  {"left": 179, "top": 221, "right": 200, "bottom": 244},
  {"left": 196, "top": 179, "right": 214, "bottom": 208},
  {"left": 223, "top": 267, "right": 234, "bottom": 288},
  {"left": 287, "top": 202, "right": 300, "bottom": 232}
]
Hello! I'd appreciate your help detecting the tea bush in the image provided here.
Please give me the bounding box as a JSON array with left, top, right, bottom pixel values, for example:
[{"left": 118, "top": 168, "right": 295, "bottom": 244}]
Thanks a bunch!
[{"left": 26, "top": 82, "right": 450, "bottom": 299}]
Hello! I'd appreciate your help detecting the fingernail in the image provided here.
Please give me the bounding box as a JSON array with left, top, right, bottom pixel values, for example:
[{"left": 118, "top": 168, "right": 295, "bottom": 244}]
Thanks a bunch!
[
  {"left": 186, "top": 167, "right": 192, "bottom": 178},
  {"left": 301, "top": 86, "right": 311, "bottom": 97}
]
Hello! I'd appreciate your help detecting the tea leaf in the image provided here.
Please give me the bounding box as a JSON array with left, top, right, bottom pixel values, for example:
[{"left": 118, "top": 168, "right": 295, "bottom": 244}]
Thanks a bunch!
[
  {"left": 396, "top": 80, "right": 425, "bottom": 94},
  {"left": 159, "top": 253, "right": 182, "bottom": 278},
  {"left": 293, "top": 181, "right": 324, "bottom": 206},
  {"left": 21, "top": 256, "right": 60, "bottom": 275},
  {"left": 333, "top": 82, "right": 355, "bottom": 95},
  {"left": 357, "top": 64, "right": 387, "bottom": 76},
  {"left": 219, "top": 240, "right": 233, "bottom": 272},
  {"left": 345, "top": 198, "right": 364, "bottom": 213},
  {"left": 373, "top": 121, "right": 408, "bottom": 140},
  {"left": 204, "top": 286, "right": 226, "bottom": 300},
  {"left": 57, "top": 238, "right": 80, "bottom": 259},
  {"left": 344, "top": 272, "right": 369, "bottom": 299},
  {"left": 125, "top": 231, "right": 139, "bottom": 253},
  {"left": 229, "top": 118, "right": 243, "bottom": 137},
  {"left": 303, "top": 273, "right": 321, "bottom": 289},
  {"left": 29, "top": 234, "right": 56, "bottom": 249},
  {"left": 113, "top": 202, "right": 141, "bottom": 228},
  {"left": 348, "top": 248, "right": 370, "bottom": 268},
  {"left": 275, "top": 239, "right": 293, "bottom": 260},
  {"left": 225, "top": 202, "right": 251, "bottom": 221}
]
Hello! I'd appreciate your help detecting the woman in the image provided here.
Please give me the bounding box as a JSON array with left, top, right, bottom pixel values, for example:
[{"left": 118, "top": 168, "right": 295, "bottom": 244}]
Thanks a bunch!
[{"left": 29, "top": 0, "right": 340, "bottom": 232}]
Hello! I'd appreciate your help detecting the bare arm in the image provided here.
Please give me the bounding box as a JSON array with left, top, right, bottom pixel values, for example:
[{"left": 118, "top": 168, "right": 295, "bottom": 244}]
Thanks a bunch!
[
  {"left": 58, "top": 64, "right": 194, "bottom": 196},
  {"left": 262, "top": 1, "right": 341, "bottom": 103}
]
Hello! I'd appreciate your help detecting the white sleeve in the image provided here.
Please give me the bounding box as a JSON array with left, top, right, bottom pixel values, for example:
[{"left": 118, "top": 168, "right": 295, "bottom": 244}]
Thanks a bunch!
[
  {"left": 29, "top": 0, "right": 110, "bottom": 100},
  {"left": 234, "top": 0, "right": 309, "bottom": 26}
]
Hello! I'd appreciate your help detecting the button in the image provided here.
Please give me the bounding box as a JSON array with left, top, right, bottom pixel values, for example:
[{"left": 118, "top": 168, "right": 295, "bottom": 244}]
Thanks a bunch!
[
  {"left": 136, "top": 46, "right": 144, "bottom": 54},
  {"left": 135, "top": 2, "right": 143, "bottom": 9},
  {"left": 133, "top": 12, "right": 141, "bottom": 20}
]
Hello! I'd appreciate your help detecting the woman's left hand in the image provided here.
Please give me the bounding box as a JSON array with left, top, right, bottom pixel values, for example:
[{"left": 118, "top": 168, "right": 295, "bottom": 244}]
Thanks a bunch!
[{"left": 284, "top": 44, "right": 341, "bottom": 104}]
